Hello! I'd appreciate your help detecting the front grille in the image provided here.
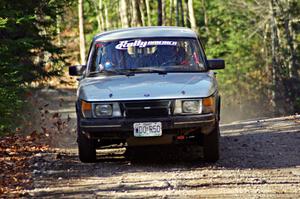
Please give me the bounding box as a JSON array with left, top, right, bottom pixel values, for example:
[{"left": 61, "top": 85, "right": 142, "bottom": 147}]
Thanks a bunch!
[{"left": 122, "top": 100, "right": 171, "bottom": 118}]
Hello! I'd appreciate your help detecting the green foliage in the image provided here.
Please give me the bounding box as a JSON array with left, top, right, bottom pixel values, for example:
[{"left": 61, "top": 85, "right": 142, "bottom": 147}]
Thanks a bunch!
[
  {"left": 0, "top": 0, "right": 72, "bottom": 134},
  {"left": 196, "top": 0, "right": 300, "bottom": 120}
]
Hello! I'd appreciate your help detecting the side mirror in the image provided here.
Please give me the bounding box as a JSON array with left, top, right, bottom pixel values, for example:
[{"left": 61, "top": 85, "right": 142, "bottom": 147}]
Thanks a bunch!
[
  {"left": 208, "top": 59, "right": 225, "bottom": 70},
  {"left": 69, "top": 65, "right": 86, "bottom": 76}
]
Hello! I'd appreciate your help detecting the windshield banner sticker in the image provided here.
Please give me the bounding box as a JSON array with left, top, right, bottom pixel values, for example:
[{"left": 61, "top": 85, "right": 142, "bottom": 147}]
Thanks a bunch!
[{"left": 115, "top": 40, "right": 178, "bottom": 50}]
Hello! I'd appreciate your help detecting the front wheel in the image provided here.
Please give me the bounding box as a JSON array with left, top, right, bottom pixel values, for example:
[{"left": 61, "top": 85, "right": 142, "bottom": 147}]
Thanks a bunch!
[
  {"left": 203, "top": 124, "right": 220, "bottom": 162},
  {"left": 78, "top": 128, "right": 96, "bottom": 163}
]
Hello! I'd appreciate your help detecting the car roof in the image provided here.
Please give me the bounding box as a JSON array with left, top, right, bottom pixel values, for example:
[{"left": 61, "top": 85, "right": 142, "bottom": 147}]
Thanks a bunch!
[{"left": 93, "top": 26, "right": 198, "bottom": 42}]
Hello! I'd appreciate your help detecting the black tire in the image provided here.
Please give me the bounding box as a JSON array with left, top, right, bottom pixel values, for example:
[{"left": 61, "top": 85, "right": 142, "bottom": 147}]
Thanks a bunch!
[
  {"left": 203, "top": 124, "right": 220, "bottom": 162},
  {"left": 78, "top": 127, "right": 96, "bottom": 163},
  {"left": 124, "top": 147, "right": 139, "bottom": 160}
]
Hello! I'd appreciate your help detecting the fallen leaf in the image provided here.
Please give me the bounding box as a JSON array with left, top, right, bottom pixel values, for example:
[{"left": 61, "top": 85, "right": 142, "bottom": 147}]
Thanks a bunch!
[{"left": 52, "top": 112, "right": 59, "bottom": 118}]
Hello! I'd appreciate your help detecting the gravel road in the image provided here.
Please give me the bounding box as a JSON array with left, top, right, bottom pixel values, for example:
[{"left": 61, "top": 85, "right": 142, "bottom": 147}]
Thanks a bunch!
[{"left": 25, "top": 88, "right": 300, "bottom": 198}]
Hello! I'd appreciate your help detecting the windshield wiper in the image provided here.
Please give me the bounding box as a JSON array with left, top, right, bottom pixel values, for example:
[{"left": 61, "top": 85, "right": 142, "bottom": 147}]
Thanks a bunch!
[
  {"left": 104, "top": 69, "right": 135, "bottom": 76},
  {"left": 88, "top": 71, "right": 102, "bottom": 77},
  {"left": 88, "top": 67, "right": 167, "bottom": 77},
  {"left": 128, "top": 67, "right": 168, "bottom": 75},
  {"left": 88, "top": 69, "right": 135, "bottom": 77}
]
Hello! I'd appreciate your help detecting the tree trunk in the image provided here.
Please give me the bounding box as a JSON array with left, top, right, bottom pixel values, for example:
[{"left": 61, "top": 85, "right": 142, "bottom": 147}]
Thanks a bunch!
[
  {"left": 56, "top": 9, "right": 61, "bottom": 46},
  {"left": 104, "top": 3, "right": 109, "bottom": 30},
  {"left": 202, "top": 0, "right": 209, "bottom": 35},
  {"left": 90, "top": 0, "right": 101, "bottom": 31},
  {"left": 270, "top": 0, "right": 284, "bottom": 115},
  {"left": 282, "top": 11, "right": 297, "bottom": 78},
  {"left": 132, "top": 0, "right": 142, "bottom": 26},
  {"left": 162, "top": 0, "right": 166, "bottom": 26},
  {"left": 145, "top": 0, "right": 151, "bottom": 26},
  {"left": 157, "top": 0, "right": 163, "bottom": 26},
  {"left": 119, "top": 0, "right": 130, "bottom": 28},
  {"left": 178, "top": 0, "right": 184, "bottom": 26},
  {"left": 175, "top": 0, "right": 179, "bottom": 26},
  {"left": 169, "top": 0, "right": 174, "bottom": 25},
  {"left": 78, "top": 0, "right": 86, "bottom": 64},
  {"left": 276, "top": 1, "right": 298, "bottom": 113},
  {"left": 116, "top": 3, "right": 120, "bottom": 28},
  {"left": 140, "top": 0, "right": 146, "bottom": 26},
  {"left": 99, "top": 0, "right": 105, "bottom": 31},
  {"left": 95, "top": 10, "right": 101, "bottom": 31},
  {"left": 184, "top": 0, "right": 190, "bottom": 28},
  {"left": 188, "top": 0, "right": 197, "bottom": 32}
]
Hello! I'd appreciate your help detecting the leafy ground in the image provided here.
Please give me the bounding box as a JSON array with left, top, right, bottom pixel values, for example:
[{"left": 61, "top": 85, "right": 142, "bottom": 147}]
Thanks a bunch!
[
  {"left": 0, "top": 134, "right": 49, "bottom": 197},
  {"left": 0, "top": 76, "right": 76, "bottom": 197}
]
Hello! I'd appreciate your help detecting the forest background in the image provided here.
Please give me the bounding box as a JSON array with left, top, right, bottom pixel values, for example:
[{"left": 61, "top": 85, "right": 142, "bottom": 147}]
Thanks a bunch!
[{"left": 0, "top": 0, "right": 299, "bottom": 134}]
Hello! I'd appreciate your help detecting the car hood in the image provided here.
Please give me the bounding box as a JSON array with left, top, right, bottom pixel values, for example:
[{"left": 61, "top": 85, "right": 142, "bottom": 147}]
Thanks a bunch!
[{"left": 78, "top": 72, "right": 217, "bottom": 102}]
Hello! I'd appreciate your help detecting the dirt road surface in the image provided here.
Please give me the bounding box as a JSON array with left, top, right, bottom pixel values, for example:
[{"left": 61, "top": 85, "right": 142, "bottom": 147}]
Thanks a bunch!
[{"left": 24, "top": 88, "right": 300, "bottom": 198}]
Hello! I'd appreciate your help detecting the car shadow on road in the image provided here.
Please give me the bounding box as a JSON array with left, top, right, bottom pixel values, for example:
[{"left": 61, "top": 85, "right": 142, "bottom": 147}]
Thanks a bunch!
[
  {"left": 93, "top": 117, "right": 300, "bottom": 170},
  {"left": 95, "top": 118, "right": 300, "bottom": 170},
  {"left": 54, "top": 118, "right": 300, "bottom": 170}
]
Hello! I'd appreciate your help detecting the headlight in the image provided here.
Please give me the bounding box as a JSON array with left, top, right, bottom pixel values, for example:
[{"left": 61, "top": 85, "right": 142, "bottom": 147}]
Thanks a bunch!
[
  {"left": 94, "top": 104, "right": 112, "bottom": 117},
  {"left": 81, "top": 101, "right": 122, "bottom": 118},
  {"left": 182, "top": 100, "right": 201, "bottom": 113},
  {"left": 173, "top": 96, "right": 215, "bottom": 115},
  {"left": 94, "top": 102, "right": 121, "bottom": 118},
  {"left": 174, "top": 100, "right": 202, "bottom": 114}
]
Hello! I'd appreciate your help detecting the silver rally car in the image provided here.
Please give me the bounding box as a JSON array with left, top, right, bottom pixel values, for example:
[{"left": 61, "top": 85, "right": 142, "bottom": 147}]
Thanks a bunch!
[{"left": 69, "top": 27, "right": 225, "bottom": 163}]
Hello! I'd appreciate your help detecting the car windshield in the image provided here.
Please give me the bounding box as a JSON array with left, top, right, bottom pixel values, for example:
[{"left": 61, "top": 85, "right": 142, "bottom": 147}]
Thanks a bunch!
[{"left": 89, "top": 37, "right": 206, "bottom": 74}]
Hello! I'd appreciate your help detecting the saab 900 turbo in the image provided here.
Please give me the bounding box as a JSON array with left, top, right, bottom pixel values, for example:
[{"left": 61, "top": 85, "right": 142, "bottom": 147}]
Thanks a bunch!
[{"left": 69, "top": 27, "right": 225, "bottom": 163}]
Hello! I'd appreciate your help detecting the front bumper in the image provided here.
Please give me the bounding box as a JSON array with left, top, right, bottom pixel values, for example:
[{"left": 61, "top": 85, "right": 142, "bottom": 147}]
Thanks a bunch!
[{"left": 80, "top": 113, "right": 216, "bottom": 139}]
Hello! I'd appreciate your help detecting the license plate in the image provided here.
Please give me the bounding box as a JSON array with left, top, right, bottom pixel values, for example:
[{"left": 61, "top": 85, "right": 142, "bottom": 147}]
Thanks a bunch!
[{"left": 133, "top": 122, "right": 162, "bottom": 137}]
